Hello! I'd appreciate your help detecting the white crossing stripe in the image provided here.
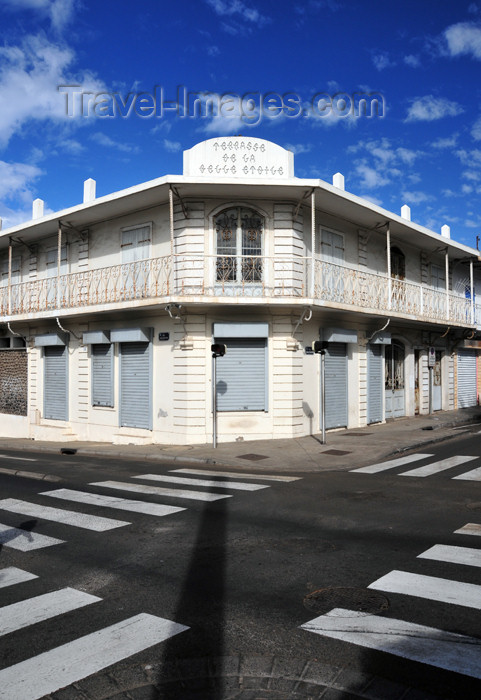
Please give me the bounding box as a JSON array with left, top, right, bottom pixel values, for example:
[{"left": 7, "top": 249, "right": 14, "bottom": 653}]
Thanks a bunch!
[
  {"left": 0, "top": 523, "right": 64, "bottom": 551},
  {"left": 400, "top": 455, "right": 478, "bottom": 477},
  {"left": 454, "top": 523, "right": 481, "bottom": 537},
  {"left": 0, "top": 499, "right": 129, "bottom": 532},
  {"left": 452, "top": 466, "right": 481, "bottom": 481},
  {"left": 0, "top": 568, "right": 38, "bottom": 589},
  {"left": 0, "top": 454, "right": 37, "bottom": 462},
  {"left": 0, "top": 613, "right": 189, "bottom": 700},
  {"left": 90, "top": 481, "right": 232, "bottom": 502},
  {"left": 0, "top": 588, "right": 100, "bottom": 636},
  {"left": 368, "top": 570, "right": 481, "bottom": 609},
  {"left": 418, "top": 544, "right": 481, "bottom": 568},
  {"left": 41, "top": 488, "right": 186, "bottom": 517},
  {"left": 350, "top": 453, "right": 434, "bottom": 474},
  {"left": 172, "top": 468, "right": 301, "bottom": 482},
  {"left": 134, "top": 474, "right": 269, "bottom": 491},
  {"left": 300, "top": 608, "right": 481, "bottom": 680}
]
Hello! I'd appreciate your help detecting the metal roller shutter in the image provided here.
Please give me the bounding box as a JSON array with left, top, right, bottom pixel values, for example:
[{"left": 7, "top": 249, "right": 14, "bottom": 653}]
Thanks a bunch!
[
  {"left": 368, "top": 344, "right": 383, "bottom": 424},
  {"left": 120, "top": 342, "right": 151, "bottom": 428},
  {"left": 458, "top": 349, "right": 477, "bottom": 408},
  {"left": 215, "top": 338, "right": 267, "bottom": 411},
  {"left": 44, "top": 346, "right": 68, "bottom": 420},
  {"left": 323, "top": 342, "right": 348, "bottom": 429},
  {"left": 92, "top": 344, "right": 113, "bottom": 407}
]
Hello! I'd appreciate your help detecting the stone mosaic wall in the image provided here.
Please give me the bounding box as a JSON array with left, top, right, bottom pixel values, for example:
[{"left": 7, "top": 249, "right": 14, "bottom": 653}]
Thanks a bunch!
[{"left": 0, "top": 350, "right": 28, "bottom": 416}]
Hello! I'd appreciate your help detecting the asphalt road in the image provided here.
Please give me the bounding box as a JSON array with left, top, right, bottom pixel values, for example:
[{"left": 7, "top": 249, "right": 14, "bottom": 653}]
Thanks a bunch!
[{"left": 0, "top": 434, "right": 480, "bottom": 699}]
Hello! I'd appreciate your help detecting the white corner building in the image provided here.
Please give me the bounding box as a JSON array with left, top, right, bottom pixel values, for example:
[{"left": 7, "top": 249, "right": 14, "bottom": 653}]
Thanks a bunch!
[{"left": 0, "top": 136, "right": 480, "bottom": 445}]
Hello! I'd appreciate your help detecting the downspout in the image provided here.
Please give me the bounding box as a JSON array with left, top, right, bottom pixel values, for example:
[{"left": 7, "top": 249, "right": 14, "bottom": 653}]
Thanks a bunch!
[
  {"left": 57, "top": 222, "right": 62, "bottom": 309},
  {"left": 169, "top": 186, "right": 174, "bottom": 295},
  {"left": 386, "top": 224, "right": 391, "bottom": 310},
  {"left": 445, "top": 249, "right": 450, "bottom": 321},
  {"left": 366, "top": 318, "right": 390, "bottom": 343},
  {"left": 7, "top": 239, "right": 12, "bottom": 315},
  {"left": 470, "top": 259, "right": 475, "bottom": 325},
  {"left": 310, "top": 190, "right": 315, "bottom": 298}
]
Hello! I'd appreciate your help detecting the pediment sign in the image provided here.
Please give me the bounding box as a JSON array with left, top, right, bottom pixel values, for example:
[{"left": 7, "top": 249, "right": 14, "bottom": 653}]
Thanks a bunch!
[{"left": 183, "top": 137, "right": 294, "bottom": 179}]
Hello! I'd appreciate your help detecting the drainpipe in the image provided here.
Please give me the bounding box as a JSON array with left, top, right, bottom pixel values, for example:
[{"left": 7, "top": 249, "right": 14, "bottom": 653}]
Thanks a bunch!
[
  {"left": 7, "top": 239, "right": 12, "bottom": 315},
  {"left": 57, "top": 222, "right": 62, "bottom": 309},
  {"left": 169, "top": 186, "right": 174, "bottom": 294},
  {"left": 310, "top": 190, "right": 315, "bottom": 298},
  {"left": 470, "top": 259, "right": 475, "bottom": 325},
  {"left": 386, "top": 225, "right": 391, "bottom": 310},
  {"left": 445, "top": 249, "right": 450, "bottom": 321}
]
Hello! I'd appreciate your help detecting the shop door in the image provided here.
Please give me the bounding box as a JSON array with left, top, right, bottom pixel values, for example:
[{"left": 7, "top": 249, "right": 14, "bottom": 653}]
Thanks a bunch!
[
  {"left": 432, "top": 351, "right": 442, "bottom": 411},
  {"left": 321, "top": 343, "right": 348, "bottom": 429},
  {"left": 385, "top": 341, "right": 405, "bottom": 419},
  {"left": 367, "top": 344, "right": 383, "bottom": 424}
]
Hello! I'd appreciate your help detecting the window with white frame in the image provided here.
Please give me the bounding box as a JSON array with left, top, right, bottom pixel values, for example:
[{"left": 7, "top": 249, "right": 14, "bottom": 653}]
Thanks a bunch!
[
  {"left": 318, "top": 228, "right": 345, "bottom": 264},
  {"left": 430, "top": 264, "right": 445, "bottom": 290},
  {"left": 0, "top": 256, "right": 21, "bottom": 285},
  {"left": 214, "top": 207, "right": 264, "bottom": 284},
  {"left": 121, "top": 224, "right": 152, "bottom": 263}
]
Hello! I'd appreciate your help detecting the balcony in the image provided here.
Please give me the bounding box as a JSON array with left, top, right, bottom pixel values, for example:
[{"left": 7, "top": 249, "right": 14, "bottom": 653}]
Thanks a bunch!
[{"left": 0, "top": 254, "right": 478, "bottom": 328}]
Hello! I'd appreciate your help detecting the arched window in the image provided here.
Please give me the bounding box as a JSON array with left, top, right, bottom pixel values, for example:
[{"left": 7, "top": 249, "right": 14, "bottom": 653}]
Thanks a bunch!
[{"left": 215, "top": 206, "right": 264, "bottom": 284}]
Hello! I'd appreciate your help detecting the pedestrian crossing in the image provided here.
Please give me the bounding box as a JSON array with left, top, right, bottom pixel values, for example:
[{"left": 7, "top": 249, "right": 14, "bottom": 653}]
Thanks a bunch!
[
  {"left": 350, "top": 452, "right": 481, "bottom": 480},
  {"left": 0, "top": 467, "right": 300, "bottom": 552},
  {"left": 301, "top": 519, "right": 481, "bottom": 681},
  {"left": 0, "top": 567, "right": 189, "bottom": 700},
  {"left": 0, "top": 465, "right": 298, "bottom": 698}
]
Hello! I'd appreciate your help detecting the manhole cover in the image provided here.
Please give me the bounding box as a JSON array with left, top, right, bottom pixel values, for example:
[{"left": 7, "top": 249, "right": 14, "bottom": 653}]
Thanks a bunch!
[
  {"left": 303, "top": 587, "right": 389, "bottom": 615},
  {"left": 322, "top": 449, "right": 351, "bottom": 456},
  {"left": 346, "top": 432, "right": 372, "bottom": 437},
  {"left": 237, "top": 453, "right": 268, "bottom": 461},
  {"left": 466, "top": 502, "right": 481, "bottom": 510}
]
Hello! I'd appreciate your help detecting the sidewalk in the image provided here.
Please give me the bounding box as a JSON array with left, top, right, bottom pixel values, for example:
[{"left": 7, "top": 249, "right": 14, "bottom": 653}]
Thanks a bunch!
[{"left": 1, "top": 407, "right": 480, "bottom": 474}]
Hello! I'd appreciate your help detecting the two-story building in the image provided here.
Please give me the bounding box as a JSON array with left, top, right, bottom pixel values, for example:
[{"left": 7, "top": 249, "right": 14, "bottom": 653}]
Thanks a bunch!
[{"left": 0, "top": 136, "right": 480, "bottom": 445}]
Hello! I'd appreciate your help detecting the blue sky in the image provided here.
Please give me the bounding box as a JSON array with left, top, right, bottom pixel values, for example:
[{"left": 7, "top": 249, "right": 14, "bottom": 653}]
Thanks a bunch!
[{"left": 1, "top": 1, "right": 481, "bottom": 248}]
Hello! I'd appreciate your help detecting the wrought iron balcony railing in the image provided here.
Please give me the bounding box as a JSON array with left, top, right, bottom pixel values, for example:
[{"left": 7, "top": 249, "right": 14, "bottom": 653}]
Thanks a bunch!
[{"left": 0, "top": 254, "right": 478, "bottom": 328}]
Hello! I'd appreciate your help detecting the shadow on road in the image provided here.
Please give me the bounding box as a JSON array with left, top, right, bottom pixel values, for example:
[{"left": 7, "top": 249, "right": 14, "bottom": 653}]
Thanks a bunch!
[
  {"left": 158, "top": 495, "right": 228, "bottom": 698},
  {"left": 0, "top": 519, "right": 37, "bottom": 558}
]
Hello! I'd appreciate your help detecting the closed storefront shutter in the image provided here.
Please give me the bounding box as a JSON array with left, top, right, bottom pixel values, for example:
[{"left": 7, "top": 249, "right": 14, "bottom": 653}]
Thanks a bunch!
[
  {"left": 368, "top": 344, "right": 383, "bottom": 424},
  {"left": 120, "top": 342, "right": 151, "bottom": 428},
  {"left": 324, "top": 342, "right": 348, "bottom": 429},
  {"left": 44, "top": 346, "right": 68, "bottom": 420},
  {"left": 215, "top": 338, "right": 266, "bottom": 411},
  {"left": 458, "top": 349, "right": 477, "bottom": 408},
  {"left": 92, "top": 344, "right": 113, "bottom": 407}
]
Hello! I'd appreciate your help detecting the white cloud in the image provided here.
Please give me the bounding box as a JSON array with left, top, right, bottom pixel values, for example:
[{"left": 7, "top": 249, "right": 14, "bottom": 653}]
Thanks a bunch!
[
  {"left": 471, "top": 115, "right": 481, "bottom": 140},
  {"left": 90, "top": 133, "right": 138, "bottom": 153},
  {"left": 372, "top": 52, "right": 395, "bottom": 71},
  {"left": 355, "top": 162, "right": 391, "bottom": 189},
  {"left": 431, "top": 134, "right": 458, "bottom": 149},
  {"left": 284, "top": 143, "right": 311, "bottom": 155},
  {"left": 404, "top": 54, "right": 421, "bottom": 68},
  {"left": 444, "top": 21, "right": 481, "bottom": 59},
  {"left": 1, "top": 0, "right": 76, "bottom": 31},
  {"left": 0, "top": 33, "right": 106, "bottom": 147},
  {"left": 163, "top": 139, "right": 182, "bottom": 152},
  {"left": 0, "top": 160, "right": 42, "bottom": 204},
  {"left": 401, "top": 190, "right": 432, "bottom": 204},
  {"left": 405, "top": 96, "right": 464, "bottom": 122},
  {"left": 205, "top": 0, "right": 270, "bottom": 33}
]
